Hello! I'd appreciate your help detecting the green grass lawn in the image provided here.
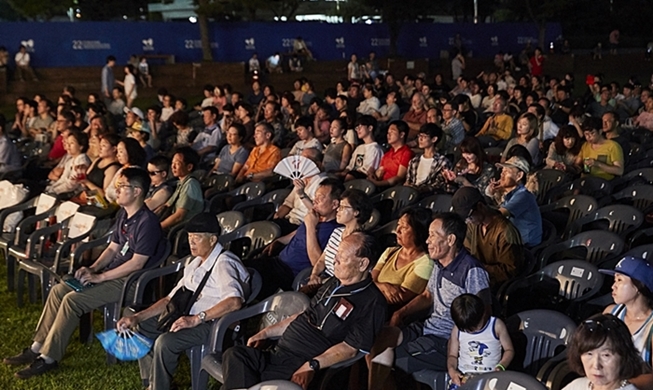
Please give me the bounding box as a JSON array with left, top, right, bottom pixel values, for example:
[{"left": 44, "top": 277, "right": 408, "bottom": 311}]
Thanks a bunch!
[{"left": 0, "top": 263, "right": 220, "bottom": 390}]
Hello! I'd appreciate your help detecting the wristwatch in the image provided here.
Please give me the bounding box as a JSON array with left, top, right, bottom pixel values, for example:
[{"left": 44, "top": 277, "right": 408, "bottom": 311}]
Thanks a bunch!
[
  {"left": 198, "top": 311, "right": 207, "bottom": 322},
  {"left": 308, "top": 358, "right": 320, "bottom": 371}
]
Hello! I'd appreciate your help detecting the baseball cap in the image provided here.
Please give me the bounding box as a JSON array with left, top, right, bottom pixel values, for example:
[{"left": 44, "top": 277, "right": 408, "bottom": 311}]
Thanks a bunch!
[
  {"left": 496, "top": 156, "right": 530, "bottom": 174},
  {"left": 600, "top": 256, "right": 653, "bottom": 292},
  {"left": 451, "top": 187, "right": 485, "bottom": 219},
  {"left": 128, "top": 121, "right": 151, "bottom": 134},
  {"left": 123, "top": 106, "right": 144, "bottom": 120},
  {"left": 186, "top": 213, "right": 221, "bottom": 234}
]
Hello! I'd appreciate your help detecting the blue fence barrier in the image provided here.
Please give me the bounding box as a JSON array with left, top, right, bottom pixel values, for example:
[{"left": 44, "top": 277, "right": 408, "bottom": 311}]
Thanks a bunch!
[{"left": 0, "top": 21, "right": 561, "bottom": 68}]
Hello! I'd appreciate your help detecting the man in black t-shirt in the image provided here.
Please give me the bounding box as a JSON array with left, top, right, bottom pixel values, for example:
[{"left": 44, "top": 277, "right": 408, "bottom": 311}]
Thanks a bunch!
[
  {"left": 551, "top": 85, "right": 573, "bottom": 125},
  {"left": 222, "top": 233, "right": 387, "bottom": 390}
]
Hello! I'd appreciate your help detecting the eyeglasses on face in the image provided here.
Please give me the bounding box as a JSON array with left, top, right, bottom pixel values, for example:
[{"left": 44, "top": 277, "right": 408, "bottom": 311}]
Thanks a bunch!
[
  {"left": 115, "top": 184, "right": 139, "bottom": 191},
  {"left": 148, "top": 170, "right": 164, "bottom": 176}
]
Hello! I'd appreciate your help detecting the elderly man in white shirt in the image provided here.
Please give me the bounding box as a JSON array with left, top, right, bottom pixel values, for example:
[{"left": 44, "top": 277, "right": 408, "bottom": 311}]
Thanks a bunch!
[{"left": 117, "top": 213, "right": 251, "bottom": 390}]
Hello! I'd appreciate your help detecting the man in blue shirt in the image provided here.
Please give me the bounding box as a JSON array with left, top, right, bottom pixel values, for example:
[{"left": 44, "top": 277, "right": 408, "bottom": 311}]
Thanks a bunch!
[
  {"left": 101, "top": 55, "right": 116, "bottom": 104},
  {"left": 490, "top": 156, "right": 542, "bottom": 247},
  {"left": 4, "top": 168, "right": 166, "bottom": 379},
  {"left": 247, "top": 178, "right": 343, "bottom": 298}
]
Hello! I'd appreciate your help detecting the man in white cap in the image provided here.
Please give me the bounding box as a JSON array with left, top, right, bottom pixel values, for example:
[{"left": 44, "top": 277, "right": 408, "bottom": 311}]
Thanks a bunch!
[
  {"left": 486, "top": 155, "right": 542, "bottom": 248},
  {"left": 124, "top": 106, "right": 148, "bottom": 135}
]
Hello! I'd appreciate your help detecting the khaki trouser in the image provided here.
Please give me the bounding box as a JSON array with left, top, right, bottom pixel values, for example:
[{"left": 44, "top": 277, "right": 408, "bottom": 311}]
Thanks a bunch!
[{"left": 34, "top": 278, "right": 126, "bottom": 362}]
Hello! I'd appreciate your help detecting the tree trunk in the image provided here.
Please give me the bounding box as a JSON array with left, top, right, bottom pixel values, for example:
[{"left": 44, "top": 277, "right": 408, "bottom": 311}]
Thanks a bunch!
[
  {"left": 197, "top": 0, "right": 213, "bottom": 62},
  {"left": 538, "top": 22, "right": 546, "bottom": 50}
]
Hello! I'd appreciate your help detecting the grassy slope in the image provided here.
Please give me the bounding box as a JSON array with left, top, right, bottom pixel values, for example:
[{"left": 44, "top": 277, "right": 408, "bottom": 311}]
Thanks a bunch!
[{"left": 0, "top": 263, "right": 220, "bottom": 390}]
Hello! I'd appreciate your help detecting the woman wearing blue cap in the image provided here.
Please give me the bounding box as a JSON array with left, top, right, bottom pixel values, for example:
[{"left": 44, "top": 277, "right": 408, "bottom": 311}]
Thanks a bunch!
[{"left": 601, "top": 256, "right": 653, "bottom": 371}]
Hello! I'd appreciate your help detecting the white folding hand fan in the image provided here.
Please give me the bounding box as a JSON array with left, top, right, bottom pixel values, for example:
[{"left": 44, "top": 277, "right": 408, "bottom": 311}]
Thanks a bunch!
[{"left": 273, "top": 155, "right": 320, "bottom": 180}]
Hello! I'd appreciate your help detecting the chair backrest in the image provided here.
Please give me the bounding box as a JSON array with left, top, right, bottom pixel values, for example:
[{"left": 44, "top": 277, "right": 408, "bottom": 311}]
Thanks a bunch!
[
  {"left": 459, "top": 370, "right": 547, "bottom": 390},
  {"left": 35, "top": 193, "right": 58, "bottom": 215},
  {"left": 568, "top": 230, "right": 625, "bottom": 265},
  {"left": 66, "top": 213, "right": 96, "bottom": 239},
  {"left": 536, "top": 169, "right": 567, "bottom": 205},
  {"left": 417, "top": 194, "right": 453, "bottom": 213},
  {"left": 55, "top": 201, "right": 80, "bottom": 222},
  {"left": 247, "top": 267, "right": 262, "bottom": 305},
  {"left": 505, "top": 310, "right": 576, "bottom": 376},
  {"left": 204, "top": 174, "right": 233, "bottom": 192},
  {"left": 540, "top": 260, "right": 604, "bottom": 301},
  {"left": 377, "top": 186, "right": 419, "bottom": 216},
  {"left": 235, "top": 182, "right": 266, "bottom": 201},
  {"left": 553, "top": 195, "right": 597, "bottom": 228},
  {"left": 567, "top": 176, "right": 613, "bottom": 200},
  {"left": 612, "top": 184, "right": 653, "bottom": 212},
  {"left": 241, "top": 221, "right": 281, "bottom": 252},
  {"left": 216, "top": 211, "right": 246, "bottom": 234},
  {"left": 247, "top": 380, "right": 303, "bottom": 390},
  {"left": 568, "top": 204, "right": 643, "bottom": 238},
  {"left": 362, "top": 209, "right": 381, "bottom": 231},
  {"left": 260, "top": 189, "right": 292, "bottom": 211},
  {"left": 625, "top": 244, "right": 653, "bottom": 262},
  {"left": 257, "top": 291, "right": 311, "bottom": 331},
  {"left": 623, "top": 167, "right": 653, "bottom": 184},
  {"left": 345, "top": 179, "right": 376, "bottom": 195}
]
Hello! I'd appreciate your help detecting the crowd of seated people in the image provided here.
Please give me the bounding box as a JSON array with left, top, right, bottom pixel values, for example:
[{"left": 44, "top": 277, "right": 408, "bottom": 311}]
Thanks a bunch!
[{"left": 2, "top": 55, "right": 653, "bottom": 390}]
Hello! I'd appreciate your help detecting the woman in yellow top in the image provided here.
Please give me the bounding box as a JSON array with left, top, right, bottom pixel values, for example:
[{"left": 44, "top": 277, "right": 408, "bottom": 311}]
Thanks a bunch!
[
  {"left": 576, "top": 118, "right": 624, "bottom": 180},
  {"left": 372, "top": 206, "right": 434, "bottom": 312}
]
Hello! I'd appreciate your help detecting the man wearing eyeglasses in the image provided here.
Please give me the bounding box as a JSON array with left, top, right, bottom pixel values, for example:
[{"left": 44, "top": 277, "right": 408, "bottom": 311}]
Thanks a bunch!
[
  {"left": 223, "top": 232, "right": 387, "bottom": 390},
  {"left": 4, "top": 168, "right": 166, "bottom": 379}
]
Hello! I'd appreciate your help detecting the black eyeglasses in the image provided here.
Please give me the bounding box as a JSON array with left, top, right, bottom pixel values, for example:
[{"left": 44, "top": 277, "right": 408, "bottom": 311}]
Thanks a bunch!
[{"left": 148, "top": 170, "right": 164, "bottom": 176}]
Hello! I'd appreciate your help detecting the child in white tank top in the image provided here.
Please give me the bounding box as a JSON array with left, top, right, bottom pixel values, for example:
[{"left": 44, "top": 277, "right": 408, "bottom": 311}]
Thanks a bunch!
[{"left": 447, "top": 294, "right": 514, "bottom": 389}]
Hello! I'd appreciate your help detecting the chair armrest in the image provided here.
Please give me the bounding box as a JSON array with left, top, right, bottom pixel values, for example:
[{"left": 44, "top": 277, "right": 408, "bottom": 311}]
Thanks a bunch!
[
  {"left": 130, "top": 261, "right": 185, "bottom": 306},
  {"left": 167, "top": 222, "right": 186, "bottom": 241},
  {"left": 627, "top": 226, "right": 653, "bottom": 248},
  {"left": 26, "top": 222, "right": 64, "bottom": 252},
  {"left": 208, "top": 304, "right": 273, "bottom": 355},
  {"left": 69, "top": 232, "right": 113, "bottom": 272},
  {"left": 14, "top": 209, "right": 56, "bottom": 244},
  {"left": 52, "top": 226, "right": 96, "bottom": 274},
  {"left": 232, "top": 197, "right": 262, "bottom": 212},
  {"left": 0, "top": 199, "right": 36, "bottom": 228}
]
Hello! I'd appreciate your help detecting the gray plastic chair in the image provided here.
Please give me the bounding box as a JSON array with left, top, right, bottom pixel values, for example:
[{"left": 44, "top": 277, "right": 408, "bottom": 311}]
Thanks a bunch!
[
  {"left": 539, "top": 194, "right": 598, "bottom": 234},
  {"left": 612, "top": 184, "right": 653, "bottom": 212},
  {"left": 187, "top": 267, "right": 262, "bottom": 390},
  {"left": 219, "top": 221, "right": 281, "bottom": 260},
  {"left": 0, "top": 194, "right": 59, "bottom": 292},
  {"left": 538, "top": 230, "right": 625, "bottom": 269},
  {"left": 345, "top": 179, "right": 376, "bottom": 195},
  {"left": 203, "top": 174, "right": 234, "bottom": 197},
  {"left": 371, "top": 186, "right": 419, "bottom": 219},
  {"left": 15, "top": 213, "right": 98, "bottom": 307},
  {"left": 216, "top": 210, "right": 246, "bottom": 235},
  {"left": 565, "top": 204, "right": 643, "bottom": 239},
  {"left": 248, "top": 380, "right": 303, "bottom": 390},
  {"left": 459, "top": 370, "right": 547, "bottom": 390},
  {"left": 233, "top": 188, "right": 292, "bottom": 221},
  {"left": 500, "top": 260, "right": 604, "bottom": 317},
  {"left": 505, "top": 310, "right": 576, "bottom": 376},
  {"left": 208, "top": 181, "right": 266, "bottom": 214},
  {"left": 362, "top": 209, "right": 381, "bottom": 231},
  {"left": 418, "top": 194, "right": 453, "bottom": 213},
  {"left": 200, "top": 292, "right": 311, "bottom": 384},
  {"left": 624, "top": 244, "right": 653, "bottom": 261},
  {"left": 535, "top": 169, "right": 568, "bottom": 205},
  {"left": 623, "top": 167, "right": 653, "bottom": 184}
]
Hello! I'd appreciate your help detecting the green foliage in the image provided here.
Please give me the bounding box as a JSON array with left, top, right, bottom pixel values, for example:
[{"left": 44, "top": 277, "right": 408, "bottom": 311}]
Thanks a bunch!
[{"left": 1, "top": 0, "right": 73, "bottom": 20}]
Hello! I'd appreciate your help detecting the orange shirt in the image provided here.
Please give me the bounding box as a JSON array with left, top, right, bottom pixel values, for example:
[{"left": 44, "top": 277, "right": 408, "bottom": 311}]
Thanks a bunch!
[{"left": 243, "top": 144, "right": 281, "bottom": 176}]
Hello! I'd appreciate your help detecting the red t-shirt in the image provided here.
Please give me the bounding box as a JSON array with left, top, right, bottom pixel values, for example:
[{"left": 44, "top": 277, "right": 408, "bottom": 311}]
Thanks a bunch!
[
  {"left": 48, "top": 135, "right": 66, "bottom": 160},
  {"left": 529, "top": 55, "right": 544, "bottom": 77},
  {"left": 381, "top": 145, "right": 414, "bottom": 180}
]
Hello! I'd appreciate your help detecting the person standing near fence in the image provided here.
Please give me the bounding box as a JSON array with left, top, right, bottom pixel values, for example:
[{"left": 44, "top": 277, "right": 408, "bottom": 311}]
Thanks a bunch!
[{"left": 14, "top": 45, "right": 37, "bottom": 82}]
